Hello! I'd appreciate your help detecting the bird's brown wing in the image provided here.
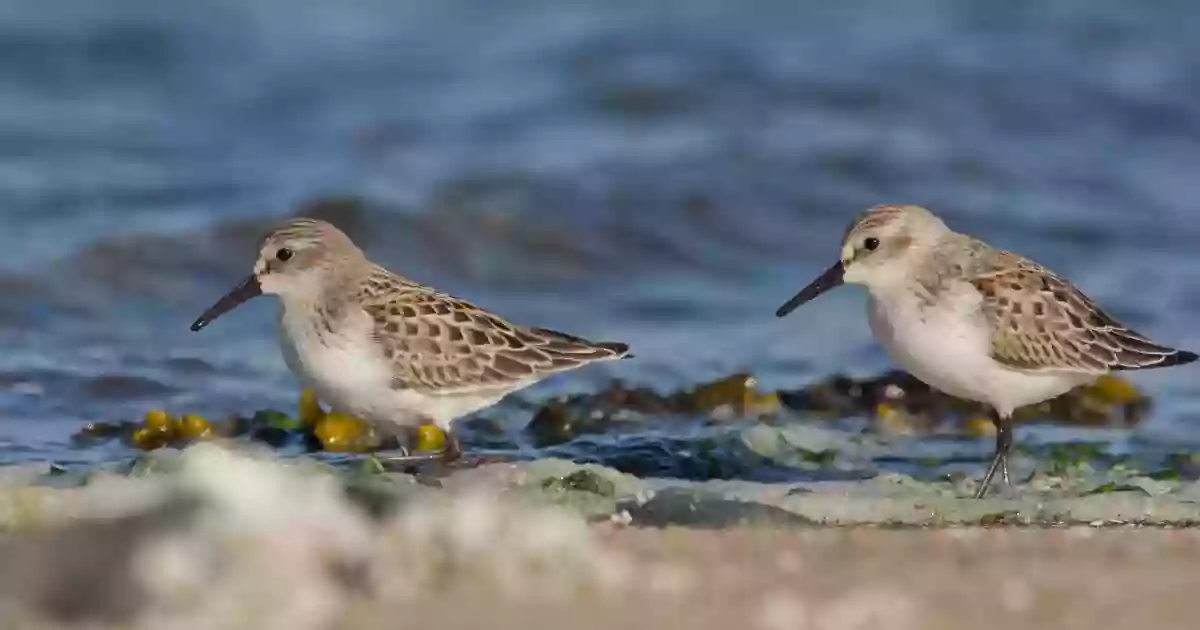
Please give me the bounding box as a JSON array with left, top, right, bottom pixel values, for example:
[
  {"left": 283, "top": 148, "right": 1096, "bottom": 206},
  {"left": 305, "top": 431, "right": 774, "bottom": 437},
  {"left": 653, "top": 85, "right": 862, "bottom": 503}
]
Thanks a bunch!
[
  {"left": 969, "top": 253, "right": 1193, "bottom": 373},
  {"left": 358, "top": 269, "right": 629, "bottom": 395}
]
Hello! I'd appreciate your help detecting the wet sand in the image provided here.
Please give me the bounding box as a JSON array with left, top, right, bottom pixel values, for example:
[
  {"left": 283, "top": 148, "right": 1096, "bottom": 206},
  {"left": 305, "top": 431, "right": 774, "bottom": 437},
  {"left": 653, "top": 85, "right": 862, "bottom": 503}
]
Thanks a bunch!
[{"left": 392, "top": 526, "right": 1200, "bottom": 630}]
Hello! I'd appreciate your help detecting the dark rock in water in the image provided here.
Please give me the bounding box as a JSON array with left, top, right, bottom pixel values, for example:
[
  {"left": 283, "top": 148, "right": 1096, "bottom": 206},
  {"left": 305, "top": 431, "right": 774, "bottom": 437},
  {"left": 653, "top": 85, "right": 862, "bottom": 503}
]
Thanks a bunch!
[
  {"left": 302, "top": 430, "right": 325, "bottom": 453},
  {"left": 70, "top": 420, "right": 134, "bottom": 445},
  {"left": 523, "top": 373, "right": 781, "bottom": 446},
  {"left": 249, "top": 426, "right": 293, "bottom": 449},
  {"left": 526, "top": 404, "right": 579, "bottom": 448},
  {"left": 252, "top": 409, "right": 302, "bottom": 431},
  {"left": 779, "top": 370, "right": 953, "bottom": 416},
  {"left": 777, "top": 373, "right": 866, "bottom": 416},
  {"left": 216, "top": 415, "right": 254, "bottom": 439},
  {"left": 0, "top": 497, "right": 199, "bottom": 623}
]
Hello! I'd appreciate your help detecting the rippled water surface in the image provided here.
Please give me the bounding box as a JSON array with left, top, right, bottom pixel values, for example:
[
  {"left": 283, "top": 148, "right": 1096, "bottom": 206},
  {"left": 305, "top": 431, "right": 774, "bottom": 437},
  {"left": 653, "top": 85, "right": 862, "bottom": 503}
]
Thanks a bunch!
[{"left": 1, "top": 0, "right": 1199, "bottom": 479}]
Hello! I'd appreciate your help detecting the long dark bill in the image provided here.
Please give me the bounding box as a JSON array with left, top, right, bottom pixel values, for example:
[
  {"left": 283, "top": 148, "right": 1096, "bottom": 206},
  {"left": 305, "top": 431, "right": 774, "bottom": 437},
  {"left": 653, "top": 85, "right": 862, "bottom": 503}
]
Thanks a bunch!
[
  {"left": 775, "top": 261, "right": 845, "bottom": 318},
  {"left": 190, "top": 275, "right": 262, "bottom": 332}
]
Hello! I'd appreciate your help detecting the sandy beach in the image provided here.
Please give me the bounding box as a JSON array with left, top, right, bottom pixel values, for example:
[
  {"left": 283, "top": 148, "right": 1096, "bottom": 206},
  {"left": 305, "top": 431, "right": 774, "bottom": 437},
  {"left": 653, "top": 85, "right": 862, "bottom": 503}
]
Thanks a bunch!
[
  {"left": 1, "top": 444, "right": 1198, "bottom": 630},
  {"left": 396, "top": 526, "right": 1200, "bottom": 630}
]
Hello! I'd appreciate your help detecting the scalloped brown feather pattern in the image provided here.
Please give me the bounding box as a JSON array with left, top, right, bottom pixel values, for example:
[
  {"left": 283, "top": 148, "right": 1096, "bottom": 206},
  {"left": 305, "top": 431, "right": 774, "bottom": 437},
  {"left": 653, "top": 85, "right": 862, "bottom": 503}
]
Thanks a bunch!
[
  {"left": 357, "top": 267, "right": 628, "bottom": 394},
  {"left": 970, "top": 252, "right": 1189, "bottom": 373}
]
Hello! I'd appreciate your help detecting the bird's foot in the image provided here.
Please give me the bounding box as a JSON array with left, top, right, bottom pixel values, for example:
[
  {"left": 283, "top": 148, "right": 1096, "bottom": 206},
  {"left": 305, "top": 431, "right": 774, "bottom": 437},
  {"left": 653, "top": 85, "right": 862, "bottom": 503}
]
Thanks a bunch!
[
  {"left": 435, "top": 430, "right": 501, "bottom": 467},
  {"left": 376, "top": 452, "right": 442, "bottom": 465},
  {"left": 433, "top": 434, "right": 508, "bottom": 470},
  {"left": 372, "top": 431, "right": 506, "bottom": 475},
  {"left": 973, "top": 454, "right": 1019, "bottom": 499},
  {"left": 973, "top": 412, "right": 1016, "bottom": 499},
  {"left": 372, "top": 448, "right": 443, "bottom": 469}
]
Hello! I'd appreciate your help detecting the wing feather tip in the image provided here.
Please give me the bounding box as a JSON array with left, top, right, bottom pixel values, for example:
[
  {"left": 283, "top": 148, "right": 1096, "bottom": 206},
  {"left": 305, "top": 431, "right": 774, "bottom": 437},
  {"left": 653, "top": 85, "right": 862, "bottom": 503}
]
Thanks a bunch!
[
  {"left": 1159, "top": 349, "right": 1198, "bottom": 368},
  {"left": 599, "top": 341, "right": 632, "bottom": 359},
  {"left": 1110, "top": 348, "right": 1197, "bottom": 371}
]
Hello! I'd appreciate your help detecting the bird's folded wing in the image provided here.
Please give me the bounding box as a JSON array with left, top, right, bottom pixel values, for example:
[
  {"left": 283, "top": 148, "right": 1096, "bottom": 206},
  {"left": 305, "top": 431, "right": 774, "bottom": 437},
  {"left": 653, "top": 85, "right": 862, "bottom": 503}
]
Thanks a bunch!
[
  {"left": 359, "top": 285, "right": 626, "bottom": 395},
  {"left": 969, "top": 256, "right": 1183, "bottom": 373}
]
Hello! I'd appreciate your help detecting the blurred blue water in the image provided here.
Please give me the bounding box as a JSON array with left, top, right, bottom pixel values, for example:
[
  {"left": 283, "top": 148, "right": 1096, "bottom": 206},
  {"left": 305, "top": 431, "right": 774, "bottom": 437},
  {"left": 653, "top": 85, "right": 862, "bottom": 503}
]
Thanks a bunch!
[{"left": 0, "top": 0, "right": 1199, "bottom": 472}]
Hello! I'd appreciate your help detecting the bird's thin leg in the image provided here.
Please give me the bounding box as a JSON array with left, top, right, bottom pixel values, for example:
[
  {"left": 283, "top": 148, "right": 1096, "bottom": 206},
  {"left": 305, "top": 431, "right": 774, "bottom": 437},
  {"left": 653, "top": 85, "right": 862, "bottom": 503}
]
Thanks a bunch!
[
  {"left": 974, "top": 452, "right": 1002, "bottom": 499},
  {"left": 376, "top": 425, "right": 441, "bottom": 465},
  {"left": 973, "top": 410, "right": 1014, "bottom": 499},
  {"left": 377, "top": 425, "right": 479, "bottom": 471},
  {"left": 438, "top": 428, "right": 512, "bottom": 469},
  {"left": 376, "top": 449, "right": 442, "bottom": 465},
  {"left": 442, "top": 429, "right": 463, "bottom": 463},
  {"left": 996, "top": 414, "right": 1013, "bottom": 488}
]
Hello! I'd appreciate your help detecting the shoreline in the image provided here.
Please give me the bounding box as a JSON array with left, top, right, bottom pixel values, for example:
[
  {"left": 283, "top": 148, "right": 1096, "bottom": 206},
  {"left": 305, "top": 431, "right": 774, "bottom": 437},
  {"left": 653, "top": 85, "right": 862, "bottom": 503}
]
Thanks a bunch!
[{"left": 0, "top": 443, "right": 1198, "bottom": 628}]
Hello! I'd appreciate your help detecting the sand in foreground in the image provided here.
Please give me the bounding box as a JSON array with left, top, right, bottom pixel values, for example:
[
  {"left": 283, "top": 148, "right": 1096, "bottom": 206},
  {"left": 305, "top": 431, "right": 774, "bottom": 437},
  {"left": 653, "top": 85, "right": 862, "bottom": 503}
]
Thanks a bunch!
[{"left": 388, "top": 526, "right": 1200, "bottom": 630}]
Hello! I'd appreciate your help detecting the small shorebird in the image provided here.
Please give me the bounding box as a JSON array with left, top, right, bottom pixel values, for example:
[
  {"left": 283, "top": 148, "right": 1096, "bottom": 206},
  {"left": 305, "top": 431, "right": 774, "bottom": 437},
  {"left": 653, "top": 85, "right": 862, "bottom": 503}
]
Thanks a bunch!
[
  {"left": 776, "top": 204, "right": 1196, "bottom": 498},
  {"left": 190, "top": 217, "right": 630, "bottom": 462}
]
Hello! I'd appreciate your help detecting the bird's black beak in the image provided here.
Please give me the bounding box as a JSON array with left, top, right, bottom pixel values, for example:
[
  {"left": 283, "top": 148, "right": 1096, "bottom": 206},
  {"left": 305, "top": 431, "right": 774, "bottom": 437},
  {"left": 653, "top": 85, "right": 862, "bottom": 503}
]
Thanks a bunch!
[
  {"left": 775, "top": 261, "right": 844, "bottom": 317},
  {"left": 190, "top": 275, "right": 262, "bottom": 331}
]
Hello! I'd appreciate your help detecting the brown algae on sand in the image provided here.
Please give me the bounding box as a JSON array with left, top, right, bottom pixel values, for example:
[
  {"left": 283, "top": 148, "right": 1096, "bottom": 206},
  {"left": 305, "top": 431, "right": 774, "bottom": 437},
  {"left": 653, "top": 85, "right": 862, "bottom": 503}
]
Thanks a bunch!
[
  {"left": 128, "top": 410, "right": 214, "bottom": 450},
  {"left": 76, "top": 389, "right": 451, "bottom": 455},
  {"left": 778, "top": 371, "right": 1150, "bottom": 433},
  {"left": 70, "top": 372, "right": 1154, "bottom": 488},
  {"left": 524, "top": 370, "right": 1148, "bottom": 446},
  {"left": 525, "top": 373, "right": 781, "bottom": 446}
]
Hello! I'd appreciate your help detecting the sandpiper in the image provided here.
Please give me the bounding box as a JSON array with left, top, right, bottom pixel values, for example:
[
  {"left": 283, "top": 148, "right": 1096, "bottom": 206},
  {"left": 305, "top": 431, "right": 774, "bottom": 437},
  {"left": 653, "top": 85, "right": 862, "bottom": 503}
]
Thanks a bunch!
[
  {"left": 191, "top": 217, "right": 630, "bottom": 462},
  {"left": 776, "top": 204, "right": 1196, "bottom": 498}
]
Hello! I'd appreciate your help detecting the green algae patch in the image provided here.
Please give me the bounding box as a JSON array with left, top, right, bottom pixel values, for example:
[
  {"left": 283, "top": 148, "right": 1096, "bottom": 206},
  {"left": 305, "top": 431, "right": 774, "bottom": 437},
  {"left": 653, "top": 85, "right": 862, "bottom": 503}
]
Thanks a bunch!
[
  {"left": 520, "top": 459, "right": 644, "bottom": 496},
  {"left": 542, "top": 469, "right": 617, "bottom": 497},
  {"left": 514, "top": 458, "right": 646, "bottom": 520}
]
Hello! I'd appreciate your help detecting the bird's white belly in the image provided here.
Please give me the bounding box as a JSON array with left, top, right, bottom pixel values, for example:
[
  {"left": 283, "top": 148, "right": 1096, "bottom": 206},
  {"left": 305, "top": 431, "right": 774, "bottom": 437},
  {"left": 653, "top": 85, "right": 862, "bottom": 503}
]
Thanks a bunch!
[
  {"left": 280, "top": 319, "right": 397, "bottom": 420},
  {"left": 867, "top": 295, "right": 1092, "bottom": 415},
  {"left": 278, "top": 308, "right": 499, "bottom": 429}
]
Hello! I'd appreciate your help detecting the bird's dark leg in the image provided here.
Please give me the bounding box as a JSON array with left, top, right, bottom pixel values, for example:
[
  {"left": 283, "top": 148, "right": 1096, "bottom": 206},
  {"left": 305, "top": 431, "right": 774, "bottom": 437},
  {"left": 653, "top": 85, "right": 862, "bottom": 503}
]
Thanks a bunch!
[
  {"left": 973, "top": 410, "right": 1014, "bottom": 499},
  {"left": 439, "top": 427, "right": 512, "bottom": 469},
  {"left": 376, "top": 425, "right": 441, "bottom": 466},
  {"left": 376, "top": 450, "right": 441, "bottom": 465},
  {"left": 442, "top": 429, "right": 463, "bottom": 463},
  {"left": 381, "top": 421, "right": 506, "bottom": 472},
  {"left": 998, "top": 417, "right": 1013, "bottom": 488},
  {"left": 377, "top": 425, "right": 477, "bottom": 472}
]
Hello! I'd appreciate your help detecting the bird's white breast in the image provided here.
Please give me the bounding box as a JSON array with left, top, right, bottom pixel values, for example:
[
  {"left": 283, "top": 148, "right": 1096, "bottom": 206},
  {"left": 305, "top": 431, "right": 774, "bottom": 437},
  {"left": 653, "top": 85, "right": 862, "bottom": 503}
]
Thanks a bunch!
[
  {"left": 276, "top": 304, "right": 504, "bottom": 429},
  {"left": 278, "top": 305, "right": 401, "bottom": 421},
  {"left": 866, "top": 286, "right": 1092, "bottom": 416}
]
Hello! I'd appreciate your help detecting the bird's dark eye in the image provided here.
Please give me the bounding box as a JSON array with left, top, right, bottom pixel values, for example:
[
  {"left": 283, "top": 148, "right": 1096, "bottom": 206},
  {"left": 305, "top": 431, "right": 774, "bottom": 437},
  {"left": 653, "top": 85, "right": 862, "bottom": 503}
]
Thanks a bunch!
[
  {"left": 276, "top": 248, "right": 293, "bottom": 262},
  {"left": 863, "top": 237, "right": 880, "bottom": 251}
]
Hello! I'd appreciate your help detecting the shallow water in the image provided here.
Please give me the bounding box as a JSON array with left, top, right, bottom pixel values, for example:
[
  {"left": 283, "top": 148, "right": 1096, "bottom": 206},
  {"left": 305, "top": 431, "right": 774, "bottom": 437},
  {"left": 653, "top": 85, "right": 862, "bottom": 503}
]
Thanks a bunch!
[{"left": 1, "top": 0, "right": 1199, "bottom": 479}]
